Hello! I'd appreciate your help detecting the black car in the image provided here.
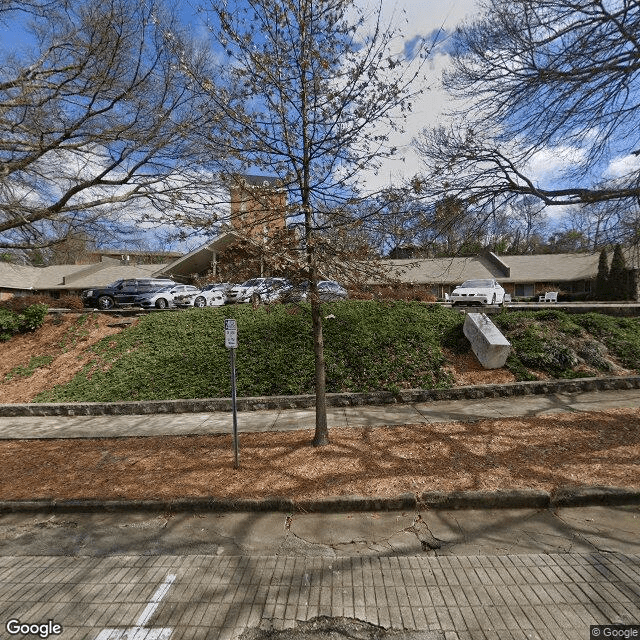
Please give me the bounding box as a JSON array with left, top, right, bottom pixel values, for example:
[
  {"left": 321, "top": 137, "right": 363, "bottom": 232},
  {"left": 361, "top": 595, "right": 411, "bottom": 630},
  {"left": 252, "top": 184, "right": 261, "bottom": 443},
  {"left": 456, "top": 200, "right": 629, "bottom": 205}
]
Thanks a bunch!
[{"left": 81, "top": 278, "right": 176, "bottom": 309}]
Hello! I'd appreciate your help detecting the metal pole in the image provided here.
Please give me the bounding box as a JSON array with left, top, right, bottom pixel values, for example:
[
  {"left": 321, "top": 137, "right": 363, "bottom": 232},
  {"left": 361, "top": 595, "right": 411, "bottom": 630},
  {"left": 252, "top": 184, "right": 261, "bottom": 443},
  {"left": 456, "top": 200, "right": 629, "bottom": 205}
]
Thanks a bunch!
[{"left": 230, "top": 347, "right": 239, "bottom": 469}]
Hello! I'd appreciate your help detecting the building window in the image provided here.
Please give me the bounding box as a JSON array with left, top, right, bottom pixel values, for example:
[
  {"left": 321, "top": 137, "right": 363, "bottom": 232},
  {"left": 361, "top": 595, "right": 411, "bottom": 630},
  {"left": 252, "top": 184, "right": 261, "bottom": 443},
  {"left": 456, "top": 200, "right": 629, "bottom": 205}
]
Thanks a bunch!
[{"left": 515, "top": 284, "right": 534, "bottom": 297}]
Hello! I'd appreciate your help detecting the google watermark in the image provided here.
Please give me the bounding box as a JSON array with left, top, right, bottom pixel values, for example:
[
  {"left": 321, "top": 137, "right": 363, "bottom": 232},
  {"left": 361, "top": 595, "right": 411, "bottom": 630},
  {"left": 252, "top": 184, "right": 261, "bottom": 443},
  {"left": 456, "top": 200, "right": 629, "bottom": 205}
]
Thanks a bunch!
[
  {"left": 5, "top": 619, "right": 63, "bottom": 639},
  {"left": 591, "top": 626, "right": 640, "bottom": 639}
]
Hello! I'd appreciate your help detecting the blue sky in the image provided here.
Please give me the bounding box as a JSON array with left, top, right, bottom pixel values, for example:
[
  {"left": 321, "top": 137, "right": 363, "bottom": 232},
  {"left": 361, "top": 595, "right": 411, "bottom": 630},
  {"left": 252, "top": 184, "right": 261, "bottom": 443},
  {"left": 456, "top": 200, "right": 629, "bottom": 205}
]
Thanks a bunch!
[{"left": 6, "top": 0, "right": 635, "bottom": 252}]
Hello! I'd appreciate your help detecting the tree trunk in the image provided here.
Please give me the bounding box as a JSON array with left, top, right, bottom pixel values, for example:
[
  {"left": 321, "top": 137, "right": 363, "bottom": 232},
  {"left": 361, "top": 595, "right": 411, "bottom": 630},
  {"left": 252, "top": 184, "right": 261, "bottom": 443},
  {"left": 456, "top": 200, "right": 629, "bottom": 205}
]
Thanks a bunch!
[
  {"left": 311, "top": 291, "right": 329, "bottom": 446},
  {"left": 305, "top": 207, "right": 329, "bottom": 446}
]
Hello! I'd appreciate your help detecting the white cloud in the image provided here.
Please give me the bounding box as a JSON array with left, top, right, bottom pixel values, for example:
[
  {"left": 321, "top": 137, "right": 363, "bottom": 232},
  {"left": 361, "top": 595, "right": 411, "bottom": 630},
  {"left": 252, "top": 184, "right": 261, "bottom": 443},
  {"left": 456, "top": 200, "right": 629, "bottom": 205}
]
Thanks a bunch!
[
  {"left": 523, "top": 145, "right": 588, "bottom": 185},
  {"left": 356, "top": 0, "right": 480, "bottom": 192},
  {"left": 604, "top": 154, "right": 640, "bottom": 179}
]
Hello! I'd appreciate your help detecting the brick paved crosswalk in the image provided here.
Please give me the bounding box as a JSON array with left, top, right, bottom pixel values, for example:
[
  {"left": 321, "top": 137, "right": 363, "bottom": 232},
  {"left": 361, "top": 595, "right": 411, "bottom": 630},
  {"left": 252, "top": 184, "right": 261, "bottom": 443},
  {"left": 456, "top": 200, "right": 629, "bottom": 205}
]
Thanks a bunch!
[{"left": 1, "top": 553, "right": 639, "bottom": 639}]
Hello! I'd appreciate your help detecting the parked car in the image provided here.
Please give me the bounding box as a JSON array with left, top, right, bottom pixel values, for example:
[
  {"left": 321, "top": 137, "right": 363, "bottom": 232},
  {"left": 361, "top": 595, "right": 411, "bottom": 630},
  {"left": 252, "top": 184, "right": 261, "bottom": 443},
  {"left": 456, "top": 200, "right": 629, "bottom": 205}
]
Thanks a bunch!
[
  {"left": 250, "top": 278, "right": 291, "bottom": 303},
  {"left": 282, "top": 280, "right": 348, "bottom": 302},
  {"left": 199, "top": 282, "right": 234, "bottom": 304},
  {"left": 135, "top": 284, "right": 200, "bottom": 309},
  {"left": 449, "top": 279, "right": 505, "bottom": 306},
  {"left": 226, "top": 278, "right": 266, "bottom": 304},
  {"left": 227, "top": 278, "right": 290, "bottom": 304},
  {"left": 173, "top": 286, "right": 225, "bottom": 308},
  {"left": 81, "top": 278, "right": 176, "bottom": 310}
]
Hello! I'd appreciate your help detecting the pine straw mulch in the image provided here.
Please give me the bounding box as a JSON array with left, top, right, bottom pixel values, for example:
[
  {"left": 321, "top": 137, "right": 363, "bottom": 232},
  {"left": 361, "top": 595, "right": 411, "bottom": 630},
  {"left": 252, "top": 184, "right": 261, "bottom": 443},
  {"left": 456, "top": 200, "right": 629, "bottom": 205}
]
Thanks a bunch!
[{"left": 1, "top": 408, "right": 638, "bottom": 501}]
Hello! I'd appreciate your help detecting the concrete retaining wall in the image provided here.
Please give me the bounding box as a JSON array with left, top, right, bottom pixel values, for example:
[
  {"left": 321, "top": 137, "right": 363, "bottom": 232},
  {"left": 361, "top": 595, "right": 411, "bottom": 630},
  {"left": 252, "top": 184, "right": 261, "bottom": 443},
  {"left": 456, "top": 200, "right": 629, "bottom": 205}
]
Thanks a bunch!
[{"left": 2, "top": 375, "right": 640, "bottom": 416}]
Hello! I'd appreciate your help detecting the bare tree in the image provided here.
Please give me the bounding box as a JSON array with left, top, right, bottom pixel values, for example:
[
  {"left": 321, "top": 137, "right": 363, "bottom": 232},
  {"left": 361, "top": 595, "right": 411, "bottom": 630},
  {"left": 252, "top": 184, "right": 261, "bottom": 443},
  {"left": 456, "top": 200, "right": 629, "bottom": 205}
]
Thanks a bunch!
[
  {"left": 0, "top": 0, "right": 222, "bottom": 252},
  {"left": 191, "top": 0, "right": 429, "bottom": 445},
  {"left": 506, "top": 197, "right": 548, "bottom": 254},
  {"left": 414, "top": 0, "right": 640, "bottom": 211},
  {"left": 0, "top": 0, "right": 65, "bottom": 16}
]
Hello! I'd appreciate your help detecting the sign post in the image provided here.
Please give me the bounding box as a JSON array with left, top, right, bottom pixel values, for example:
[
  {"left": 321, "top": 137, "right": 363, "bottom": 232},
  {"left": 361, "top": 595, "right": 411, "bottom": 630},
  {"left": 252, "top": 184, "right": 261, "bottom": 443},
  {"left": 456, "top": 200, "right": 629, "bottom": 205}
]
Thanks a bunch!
[{"left": 224, "top": 319, "right": 239, "bottom": 469}]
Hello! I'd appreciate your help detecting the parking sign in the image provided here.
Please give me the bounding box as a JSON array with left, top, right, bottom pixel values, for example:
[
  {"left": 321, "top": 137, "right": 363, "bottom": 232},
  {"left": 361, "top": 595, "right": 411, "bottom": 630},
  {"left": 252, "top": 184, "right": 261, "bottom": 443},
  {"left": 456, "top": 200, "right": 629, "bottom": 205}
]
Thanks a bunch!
[{"left": 224, "top": 319, "right": 237, "bottom": 349}]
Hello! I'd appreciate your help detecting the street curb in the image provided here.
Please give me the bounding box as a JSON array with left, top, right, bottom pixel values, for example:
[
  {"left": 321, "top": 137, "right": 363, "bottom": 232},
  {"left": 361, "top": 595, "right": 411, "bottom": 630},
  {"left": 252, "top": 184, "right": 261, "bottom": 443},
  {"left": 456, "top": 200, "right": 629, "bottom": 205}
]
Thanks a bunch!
[
  {"left": 2, "top": 375, "right": 640, "bottom": 416},
  {"left": 550, "top": 486, "right": 640, "bottom": 507},
  {"left": 0, "top": 487, "right": 638, "bottom": 514}
]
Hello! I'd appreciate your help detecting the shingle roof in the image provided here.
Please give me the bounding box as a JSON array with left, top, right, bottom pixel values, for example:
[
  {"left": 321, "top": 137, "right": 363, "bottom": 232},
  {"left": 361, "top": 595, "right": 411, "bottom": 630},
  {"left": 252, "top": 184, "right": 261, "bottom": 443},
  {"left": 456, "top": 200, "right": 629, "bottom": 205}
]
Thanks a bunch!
[
  {"left": 0, "top": 263, "right": 41, "bottom": 290},
  {"left": 0, "top": 261, "right": 169, "bottom": 291},
  {"left": 385, "top": 252, "right": 602, "bottom": 284},
  {"left": 502, "top": 253, "right": 599, "bottom": 283}
]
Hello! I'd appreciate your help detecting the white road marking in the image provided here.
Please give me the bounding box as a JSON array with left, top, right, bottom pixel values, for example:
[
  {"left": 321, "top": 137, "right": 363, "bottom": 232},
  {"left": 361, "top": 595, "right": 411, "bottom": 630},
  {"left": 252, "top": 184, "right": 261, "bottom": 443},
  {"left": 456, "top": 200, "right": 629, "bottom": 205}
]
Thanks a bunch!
[
  {"left": 94, "top": 573, "right": 177, "bottom": 640},
  {"left": 135, "top": 574, "right": 177, "bottom": 626},
  {"left": 95, "top": 628, "right": 172, "bottom": 640}
]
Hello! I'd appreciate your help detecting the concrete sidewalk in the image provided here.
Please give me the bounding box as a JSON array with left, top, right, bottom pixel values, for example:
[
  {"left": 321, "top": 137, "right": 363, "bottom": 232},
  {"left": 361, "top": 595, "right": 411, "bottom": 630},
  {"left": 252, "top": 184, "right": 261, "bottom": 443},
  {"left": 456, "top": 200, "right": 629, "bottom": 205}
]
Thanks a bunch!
[{"left": 0, "top": 387, "right": 639, "bottom": 440}]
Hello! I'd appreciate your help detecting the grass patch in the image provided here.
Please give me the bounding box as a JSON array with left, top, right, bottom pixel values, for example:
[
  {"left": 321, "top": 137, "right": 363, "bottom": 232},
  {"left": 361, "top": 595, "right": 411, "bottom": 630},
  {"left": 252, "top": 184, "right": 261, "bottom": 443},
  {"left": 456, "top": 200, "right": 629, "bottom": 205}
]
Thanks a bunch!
[
  {"left": 494, "top": 309, "right": 636, "bottom": 380},
  {"left": 5, "top": 355, "right": 54, "bottom": 381},
  {"left": 573, "top": 313, "right": 640, "bottom": 370}
]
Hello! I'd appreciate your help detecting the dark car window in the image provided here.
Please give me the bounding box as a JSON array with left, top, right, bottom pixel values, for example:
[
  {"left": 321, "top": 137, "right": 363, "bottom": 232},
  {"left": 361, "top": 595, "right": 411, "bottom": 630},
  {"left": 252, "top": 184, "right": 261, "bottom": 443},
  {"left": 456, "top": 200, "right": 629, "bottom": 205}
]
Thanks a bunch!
[
  {"left": 138, "top": 281, "right": 168, "bottom": 293},
  {"left": 119, "top": 280, "right": 137, "bottom": 293}
]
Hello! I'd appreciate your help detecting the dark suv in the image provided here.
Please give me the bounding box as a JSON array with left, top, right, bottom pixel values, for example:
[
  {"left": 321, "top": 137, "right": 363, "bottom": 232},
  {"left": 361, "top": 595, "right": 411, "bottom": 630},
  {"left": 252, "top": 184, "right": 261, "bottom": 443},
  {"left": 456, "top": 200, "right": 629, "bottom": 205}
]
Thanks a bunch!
[{"left": 81, "top": 278, "right": 176, "bottom": 309}]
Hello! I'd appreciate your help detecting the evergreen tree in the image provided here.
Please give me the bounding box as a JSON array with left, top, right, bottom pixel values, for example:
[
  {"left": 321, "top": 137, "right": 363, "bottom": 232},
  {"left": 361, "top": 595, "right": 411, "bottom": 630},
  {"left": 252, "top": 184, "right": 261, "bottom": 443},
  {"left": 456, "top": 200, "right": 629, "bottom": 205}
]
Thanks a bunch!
[
  {"left": 595, "top": 248, "right": 609, "bottom": 300},
  {"left": 609, "top": 244, "right": 629, "bottom": 300}
]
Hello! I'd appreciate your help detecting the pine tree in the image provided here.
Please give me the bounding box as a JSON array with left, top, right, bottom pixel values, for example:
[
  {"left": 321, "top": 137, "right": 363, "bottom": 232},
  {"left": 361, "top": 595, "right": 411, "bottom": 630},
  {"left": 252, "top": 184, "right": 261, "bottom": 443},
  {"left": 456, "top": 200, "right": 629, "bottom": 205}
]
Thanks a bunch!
[
  {"left": 608, "top": 244, "right": 628, "bottom": 300},
  {"left": 595, "top": 248, "right": 609, "bottom": 300}
]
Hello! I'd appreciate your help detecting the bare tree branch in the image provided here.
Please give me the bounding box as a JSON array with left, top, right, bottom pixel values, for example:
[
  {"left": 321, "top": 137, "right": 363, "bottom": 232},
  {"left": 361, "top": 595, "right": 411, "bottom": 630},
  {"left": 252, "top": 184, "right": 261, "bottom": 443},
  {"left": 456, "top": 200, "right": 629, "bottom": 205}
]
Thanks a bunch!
[
  {"left": 414, "top": 0, "right": 640, "bottom": 211},
  {"left": 0, "top": 0, "right": 223, "bottom": 251}
]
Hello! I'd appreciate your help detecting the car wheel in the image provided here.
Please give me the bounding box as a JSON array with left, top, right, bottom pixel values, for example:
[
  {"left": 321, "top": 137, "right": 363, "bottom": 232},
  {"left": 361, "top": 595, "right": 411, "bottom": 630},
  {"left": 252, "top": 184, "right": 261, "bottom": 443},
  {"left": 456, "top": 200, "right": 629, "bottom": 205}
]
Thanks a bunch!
[
  {"left": 97, "top": 296, "right": 114, "bottom": 310},
  {"left": 155, "top": 298, "right": 168, "bottom": 309},
  {"left": 194, "top": 296, "right": 206, "bottom": 308},
  {"left": 251, "top": 292, "right": 261, "bottom": 305}
]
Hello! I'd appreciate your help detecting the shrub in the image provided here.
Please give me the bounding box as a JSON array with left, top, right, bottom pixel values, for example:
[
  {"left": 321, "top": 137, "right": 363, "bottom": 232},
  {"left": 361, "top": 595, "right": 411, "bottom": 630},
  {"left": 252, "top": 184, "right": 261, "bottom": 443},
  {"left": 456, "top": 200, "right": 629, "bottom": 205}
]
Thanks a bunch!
[
  {"left": 0, "top": 309, "right": 20, "bottom": 341},
  {"left": 0, "top": 294, "right": 52, "bottom": 313},
  {"left": 0, "top": 303, "right": 48, "bottom": 341},
  {"left": 347, "top": 289, "right": 374, "bottom": 300},
  {"left": 373, "top": 284, "right": 437, "bottom": 302},
  {"left": 1, "top": 293, "right": 84, "bottom": 311},
  {"left": 51, "top": 295, "right": 84, "bottom": 310},
  {"left": 19, "top": 303, "right": 48, "bottom": 332}
]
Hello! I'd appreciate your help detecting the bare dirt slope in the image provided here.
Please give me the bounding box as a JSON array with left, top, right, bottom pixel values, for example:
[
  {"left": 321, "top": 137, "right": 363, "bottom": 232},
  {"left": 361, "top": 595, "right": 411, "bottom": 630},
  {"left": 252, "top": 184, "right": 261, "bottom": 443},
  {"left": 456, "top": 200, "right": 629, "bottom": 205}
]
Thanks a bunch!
[{"left": 0, "top": 313, "right": 132, "bottom": 403}]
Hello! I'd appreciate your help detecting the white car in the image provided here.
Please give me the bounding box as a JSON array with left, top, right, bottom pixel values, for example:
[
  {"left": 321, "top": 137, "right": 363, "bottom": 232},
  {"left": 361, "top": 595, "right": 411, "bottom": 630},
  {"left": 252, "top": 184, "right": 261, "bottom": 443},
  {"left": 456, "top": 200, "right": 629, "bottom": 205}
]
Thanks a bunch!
[
  {"left": 174, "top": 287, "right": 225, "bottom": 308},
  {"left": 283, "top": 280, "right": 348, "bottom": 302},
  {"left": 450, "top": 279, "right": 505, "bottom": 306},
  {"left": 199, "top": 282, "right": 234, "bottom": 304},
  {"left": 226, "top": 278, "right": 267, "bottom": 304},
  {"left": 135, "top": 285, "right": 200, "bottom": 309},
  {"left": 227, "top": 277, "right": 290, "bottom": 304}
]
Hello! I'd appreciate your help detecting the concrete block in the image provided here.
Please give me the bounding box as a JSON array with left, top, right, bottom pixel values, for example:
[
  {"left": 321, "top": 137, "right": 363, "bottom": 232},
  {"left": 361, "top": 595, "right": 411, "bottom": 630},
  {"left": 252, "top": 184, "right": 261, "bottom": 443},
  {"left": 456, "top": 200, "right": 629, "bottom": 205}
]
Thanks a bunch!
[{"left": 463, "top": 313, "right": 511, "bottom": 369}]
